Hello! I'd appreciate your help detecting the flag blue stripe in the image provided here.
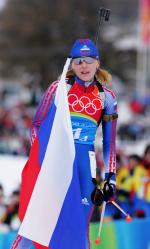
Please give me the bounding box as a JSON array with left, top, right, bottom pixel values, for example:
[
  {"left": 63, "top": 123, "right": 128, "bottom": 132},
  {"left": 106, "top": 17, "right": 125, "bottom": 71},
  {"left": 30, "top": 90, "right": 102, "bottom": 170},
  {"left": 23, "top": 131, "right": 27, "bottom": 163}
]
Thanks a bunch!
[
  {"left": 38, "top": 98, "right": 56, "bottom": 166},
  {"left": 49, "top": 158, "right": 86, "bottom": 249}
]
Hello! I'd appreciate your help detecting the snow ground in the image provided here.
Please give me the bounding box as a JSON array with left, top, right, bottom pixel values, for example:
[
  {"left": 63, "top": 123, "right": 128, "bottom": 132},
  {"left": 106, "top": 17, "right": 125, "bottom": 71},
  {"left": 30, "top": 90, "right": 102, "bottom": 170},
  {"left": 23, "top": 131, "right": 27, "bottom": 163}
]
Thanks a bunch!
[{"left": 0, "top": 155, "right": 26, "bottom": 196}]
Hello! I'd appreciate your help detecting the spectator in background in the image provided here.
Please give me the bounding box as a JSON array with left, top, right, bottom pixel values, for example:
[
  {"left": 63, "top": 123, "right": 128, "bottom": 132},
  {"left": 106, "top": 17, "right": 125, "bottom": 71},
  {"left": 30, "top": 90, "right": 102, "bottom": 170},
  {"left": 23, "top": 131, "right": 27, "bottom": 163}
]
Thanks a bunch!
[
  {"left": 116, "top": 154, "right": 144, "bottom": 218},
  {"left": 3, "top": 190, "right": 20, "bottom": 231},
  {"left": 0, "top": 184, "right": 6, "bottom": 223},
  {"left": 0, "top": 184, "right": 9, "bottom": 232},
  {"left": 142, "top": 144, "right": 150, "bottom": 170},
  {"left": 134, "top": 144, "right": 150, "bottom": 217}
]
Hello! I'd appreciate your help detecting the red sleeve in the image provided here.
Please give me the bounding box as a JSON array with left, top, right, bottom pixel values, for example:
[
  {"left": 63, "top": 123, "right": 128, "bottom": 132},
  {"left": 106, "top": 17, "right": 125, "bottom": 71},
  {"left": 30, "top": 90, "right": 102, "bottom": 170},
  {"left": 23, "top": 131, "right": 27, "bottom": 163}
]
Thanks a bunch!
[{"left": 30, "top": 81, "right": 58, "bottom": 144}]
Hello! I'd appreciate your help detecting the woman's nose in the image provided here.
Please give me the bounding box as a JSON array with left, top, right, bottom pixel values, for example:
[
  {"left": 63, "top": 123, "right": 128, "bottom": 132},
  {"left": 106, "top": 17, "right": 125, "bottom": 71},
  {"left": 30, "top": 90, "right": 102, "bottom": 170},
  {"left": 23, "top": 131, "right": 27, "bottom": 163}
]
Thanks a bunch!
[{"left": 81, "top": 61, "right": 87, "bottom": 67}]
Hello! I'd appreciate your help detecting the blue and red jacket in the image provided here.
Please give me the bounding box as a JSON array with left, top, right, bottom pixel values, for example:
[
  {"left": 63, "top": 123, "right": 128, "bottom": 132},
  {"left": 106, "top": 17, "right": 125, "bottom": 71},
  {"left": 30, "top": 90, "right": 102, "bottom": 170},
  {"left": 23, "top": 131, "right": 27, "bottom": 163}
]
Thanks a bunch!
[{"left": 30, "top": 77, "right": 118, "bottom": 176}]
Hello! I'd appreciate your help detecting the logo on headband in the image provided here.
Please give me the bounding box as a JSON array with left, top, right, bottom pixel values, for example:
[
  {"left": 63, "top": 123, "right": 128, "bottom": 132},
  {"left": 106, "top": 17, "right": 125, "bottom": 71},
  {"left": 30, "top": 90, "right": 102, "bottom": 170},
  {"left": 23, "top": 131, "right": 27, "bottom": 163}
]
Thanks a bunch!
[
  {"left": 80, "top": 45, "right": 91, "bottom": 55},
  {"left": 80, "top": 45, "right": 90, "bottom": 51}
]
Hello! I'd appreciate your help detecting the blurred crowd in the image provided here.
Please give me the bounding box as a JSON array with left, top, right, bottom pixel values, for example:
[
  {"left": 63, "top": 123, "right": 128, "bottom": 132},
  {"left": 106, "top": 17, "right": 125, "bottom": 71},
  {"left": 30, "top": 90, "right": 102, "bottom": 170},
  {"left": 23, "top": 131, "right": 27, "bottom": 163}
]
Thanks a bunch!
[
  {"left": 117, "top": 92, "right": 150, "bottom": 142},
  {"left": 0, "top": 78, "right": 42, "bottom": 156}
]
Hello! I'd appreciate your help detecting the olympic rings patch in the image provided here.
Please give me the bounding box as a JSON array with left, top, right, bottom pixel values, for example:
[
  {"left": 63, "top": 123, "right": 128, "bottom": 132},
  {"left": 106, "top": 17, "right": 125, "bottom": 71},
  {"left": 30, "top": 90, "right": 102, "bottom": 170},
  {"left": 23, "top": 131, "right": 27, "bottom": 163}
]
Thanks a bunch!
[{"left": 68, "top": 93, "right": 102, "bottom": 115}]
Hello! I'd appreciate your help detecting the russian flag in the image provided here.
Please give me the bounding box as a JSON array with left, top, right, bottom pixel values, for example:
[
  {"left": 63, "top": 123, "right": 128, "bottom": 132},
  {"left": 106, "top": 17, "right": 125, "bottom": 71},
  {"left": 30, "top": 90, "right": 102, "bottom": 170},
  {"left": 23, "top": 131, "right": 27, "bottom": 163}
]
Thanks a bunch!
[{"left": 18, "top": 58, "right": 86, "bottom": 249}]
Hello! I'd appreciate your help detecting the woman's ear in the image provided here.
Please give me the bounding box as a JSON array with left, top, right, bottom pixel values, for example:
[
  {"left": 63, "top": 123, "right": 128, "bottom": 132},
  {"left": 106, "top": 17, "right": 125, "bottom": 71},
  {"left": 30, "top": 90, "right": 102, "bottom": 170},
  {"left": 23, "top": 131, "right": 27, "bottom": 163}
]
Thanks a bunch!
[{"left": 96, "top": 60, "right": 100, "bottom": 70}]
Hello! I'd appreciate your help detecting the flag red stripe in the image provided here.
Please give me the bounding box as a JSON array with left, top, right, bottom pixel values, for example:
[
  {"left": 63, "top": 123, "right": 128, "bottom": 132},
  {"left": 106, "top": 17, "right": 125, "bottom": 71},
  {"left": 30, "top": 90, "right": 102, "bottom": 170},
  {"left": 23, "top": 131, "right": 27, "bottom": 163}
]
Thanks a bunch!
[{"left": 19, "top": 137, "right": 41, "bottom": 221}]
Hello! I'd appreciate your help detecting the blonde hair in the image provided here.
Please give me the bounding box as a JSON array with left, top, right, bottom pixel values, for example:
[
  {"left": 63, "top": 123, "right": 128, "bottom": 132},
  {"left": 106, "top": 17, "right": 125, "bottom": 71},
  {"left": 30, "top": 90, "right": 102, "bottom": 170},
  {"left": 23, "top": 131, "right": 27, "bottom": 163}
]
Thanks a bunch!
[{"left": 66, "top": 67, "right": 112, "bottom": 85}]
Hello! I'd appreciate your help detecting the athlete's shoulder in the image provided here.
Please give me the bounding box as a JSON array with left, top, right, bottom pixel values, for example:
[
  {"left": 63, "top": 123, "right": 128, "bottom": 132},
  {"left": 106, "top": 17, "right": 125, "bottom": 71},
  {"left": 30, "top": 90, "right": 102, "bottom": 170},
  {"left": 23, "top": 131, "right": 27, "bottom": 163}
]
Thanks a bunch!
[
  {"left": 48, "top": 80, "right": 59, "bottom": 88},
  {"left": 102, "top": 85, "right": 117, "bottom": 99},
  {"left": 48, "top": 78, "right": 70, "bottom": 85},
  {"left": 46, "top": 78, "right": 70, "bottom": 91},
  {"left": 102, "top": 85, "right": 117, "bottom": 111},
  {"left": 46, "top": 80, "right": 59, "bottom": 93}
]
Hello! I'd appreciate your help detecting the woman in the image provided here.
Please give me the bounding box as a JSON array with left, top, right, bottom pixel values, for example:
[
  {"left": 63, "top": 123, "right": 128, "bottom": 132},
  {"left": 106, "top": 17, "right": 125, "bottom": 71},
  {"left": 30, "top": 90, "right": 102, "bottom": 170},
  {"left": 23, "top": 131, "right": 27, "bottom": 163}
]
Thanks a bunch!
[{"left": 12, "top": 38, "right": 118, "bottom": 249}]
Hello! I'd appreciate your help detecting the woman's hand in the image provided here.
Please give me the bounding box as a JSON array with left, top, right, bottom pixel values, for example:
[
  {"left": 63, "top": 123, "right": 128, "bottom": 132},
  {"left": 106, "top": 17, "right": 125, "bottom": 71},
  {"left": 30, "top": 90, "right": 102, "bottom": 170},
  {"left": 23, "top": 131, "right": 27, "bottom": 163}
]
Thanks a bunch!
[{"left": 103, "top": 181, "right": 116, "bottom": 202}]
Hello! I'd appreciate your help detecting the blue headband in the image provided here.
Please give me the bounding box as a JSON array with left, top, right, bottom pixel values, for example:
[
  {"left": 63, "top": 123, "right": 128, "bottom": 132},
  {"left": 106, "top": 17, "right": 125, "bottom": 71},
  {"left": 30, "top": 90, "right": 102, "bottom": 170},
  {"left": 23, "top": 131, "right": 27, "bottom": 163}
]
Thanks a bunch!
[{"left": 70, "top": 38, "right": 100, "bottom": 59}]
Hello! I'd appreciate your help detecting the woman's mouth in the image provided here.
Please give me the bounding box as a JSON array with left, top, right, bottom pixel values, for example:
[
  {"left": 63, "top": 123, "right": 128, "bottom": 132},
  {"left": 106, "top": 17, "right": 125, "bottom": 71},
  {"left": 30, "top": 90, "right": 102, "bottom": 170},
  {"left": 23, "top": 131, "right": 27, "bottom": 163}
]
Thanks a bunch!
[{"left": 81, "top": 71, "right": 90, "bottom": 75}]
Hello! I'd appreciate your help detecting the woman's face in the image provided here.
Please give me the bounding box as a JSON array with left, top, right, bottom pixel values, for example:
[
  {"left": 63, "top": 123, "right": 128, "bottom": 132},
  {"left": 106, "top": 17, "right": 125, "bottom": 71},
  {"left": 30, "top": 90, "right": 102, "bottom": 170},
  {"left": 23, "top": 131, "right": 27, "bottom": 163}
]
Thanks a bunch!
[{"left": 71, "top": 57, "right": 99, "bottom": 81}]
